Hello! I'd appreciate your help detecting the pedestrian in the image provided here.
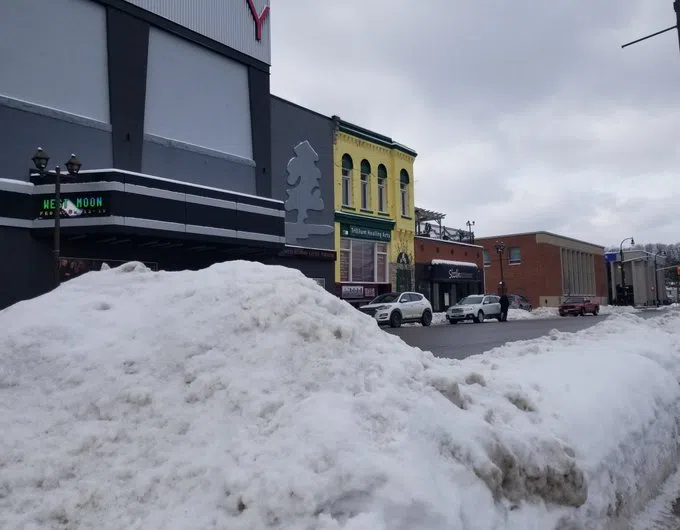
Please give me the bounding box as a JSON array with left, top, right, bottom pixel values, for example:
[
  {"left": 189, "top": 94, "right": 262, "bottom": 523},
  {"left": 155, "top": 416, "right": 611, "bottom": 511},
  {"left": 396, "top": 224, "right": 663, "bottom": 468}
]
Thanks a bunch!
[{"left": 499, "top": 292, "right": 510, "bottom": 322}]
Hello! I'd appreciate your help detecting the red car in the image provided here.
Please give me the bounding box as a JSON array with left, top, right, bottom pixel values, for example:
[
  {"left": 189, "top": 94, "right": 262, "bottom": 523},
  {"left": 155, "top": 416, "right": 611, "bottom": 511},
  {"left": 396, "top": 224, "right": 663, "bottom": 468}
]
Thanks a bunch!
[{"left": 559, "top": 296, "right": 600, "bottom": 317}]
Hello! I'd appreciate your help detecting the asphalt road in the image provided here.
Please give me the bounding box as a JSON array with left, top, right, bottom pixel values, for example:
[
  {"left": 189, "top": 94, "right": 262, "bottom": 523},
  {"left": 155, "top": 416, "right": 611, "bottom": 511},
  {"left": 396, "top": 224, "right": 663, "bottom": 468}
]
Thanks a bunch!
[{"left": 385, "top": 311, "right": 661, "bottom": 359}]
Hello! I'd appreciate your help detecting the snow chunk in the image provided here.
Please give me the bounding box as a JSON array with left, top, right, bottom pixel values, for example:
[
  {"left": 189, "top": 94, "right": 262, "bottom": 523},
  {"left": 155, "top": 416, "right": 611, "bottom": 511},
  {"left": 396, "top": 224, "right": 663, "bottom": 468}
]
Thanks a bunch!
[{"left": 431, "top": 259, "right": 478, "bottom": 268}]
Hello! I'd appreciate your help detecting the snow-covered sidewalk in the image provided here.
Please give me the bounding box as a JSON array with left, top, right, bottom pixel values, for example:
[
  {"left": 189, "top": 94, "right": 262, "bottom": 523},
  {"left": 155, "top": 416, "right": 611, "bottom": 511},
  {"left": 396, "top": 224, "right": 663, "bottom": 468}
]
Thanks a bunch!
[{"left": 1, "top": 261, "right": 680, "bottom": 529}]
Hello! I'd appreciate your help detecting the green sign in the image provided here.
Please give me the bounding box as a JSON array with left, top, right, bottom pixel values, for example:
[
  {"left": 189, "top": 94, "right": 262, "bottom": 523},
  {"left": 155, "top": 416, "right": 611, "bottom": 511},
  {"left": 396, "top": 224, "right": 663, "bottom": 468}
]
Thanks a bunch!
[
  {"left": 340, "top": 223, "right": 391, "bottom": 242},
  {"left": 38, "top": 194, "right": 108, "bottom": 219}
]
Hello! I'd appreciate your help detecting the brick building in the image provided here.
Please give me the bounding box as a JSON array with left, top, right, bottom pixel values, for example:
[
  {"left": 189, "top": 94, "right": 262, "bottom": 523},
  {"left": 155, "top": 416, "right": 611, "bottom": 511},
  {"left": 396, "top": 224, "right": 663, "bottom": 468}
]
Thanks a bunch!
[
  {"left": 413, "top": 207, "right": 484, "bottom": 311},
  {"left": 475, "top": 232, "right": 607, "bottom": 308}
]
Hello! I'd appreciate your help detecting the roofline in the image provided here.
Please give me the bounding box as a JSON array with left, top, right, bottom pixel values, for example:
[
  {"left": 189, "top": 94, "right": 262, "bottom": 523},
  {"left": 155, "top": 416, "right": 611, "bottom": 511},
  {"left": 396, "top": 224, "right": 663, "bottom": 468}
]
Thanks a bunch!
[
  {"left": 475, "top": 231, "right": 605, "bottom": 249},
  {"left": 270, "top": 94, "right": 332, "bottom": 122},
  {"left": 415, "top": 235, "right": 483, "bottom": 249},
  {"left": 333, "top": 116, "right": 418, "bottom": 158}
]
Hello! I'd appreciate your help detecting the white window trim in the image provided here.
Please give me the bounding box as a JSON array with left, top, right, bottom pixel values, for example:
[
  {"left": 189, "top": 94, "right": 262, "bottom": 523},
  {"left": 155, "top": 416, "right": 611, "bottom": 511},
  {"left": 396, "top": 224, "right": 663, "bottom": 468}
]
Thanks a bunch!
[
  {"left": 360, "top": 172, "right": 370, "bottom": 210},
  {"left": 400, "top": 183, "right": 409, "bottom": 216},
  {"left": 378, "top": 178, "right": 387, "bottom": 212},
  {"left": 340, "top": 238, "right": 389, "bottom": 283},
  {"left": 342, "top": 169, "right": 352, "bottom": 207}
]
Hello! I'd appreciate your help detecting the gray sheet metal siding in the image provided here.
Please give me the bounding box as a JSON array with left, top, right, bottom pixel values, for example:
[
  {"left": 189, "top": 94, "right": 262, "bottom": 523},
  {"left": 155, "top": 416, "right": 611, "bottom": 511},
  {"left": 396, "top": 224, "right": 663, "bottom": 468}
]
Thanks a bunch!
[{"left": 118, "top": 0, "right": 271, "bottom": 64}]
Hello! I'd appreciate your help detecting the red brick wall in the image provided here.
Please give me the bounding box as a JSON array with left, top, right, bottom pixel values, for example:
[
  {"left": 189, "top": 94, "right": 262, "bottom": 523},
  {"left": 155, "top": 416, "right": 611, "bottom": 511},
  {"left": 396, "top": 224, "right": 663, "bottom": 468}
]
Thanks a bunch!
[
  {"left": 477, "top": 233, "right": 607, "bottom": 307},
  {"left": 414, "top": 237, "right": 484, "bottom": 268}
]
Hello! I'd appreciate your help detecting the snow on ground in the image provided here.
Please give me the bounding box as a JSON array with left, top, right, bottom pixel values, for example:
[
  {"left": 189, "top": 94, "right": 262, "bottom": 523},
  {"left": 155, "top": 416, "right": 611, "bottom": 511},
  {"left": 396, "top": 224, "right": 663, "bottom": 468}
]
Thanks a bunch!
[{"left": 1, "top": 261, "right": 680, "bottom": 530}]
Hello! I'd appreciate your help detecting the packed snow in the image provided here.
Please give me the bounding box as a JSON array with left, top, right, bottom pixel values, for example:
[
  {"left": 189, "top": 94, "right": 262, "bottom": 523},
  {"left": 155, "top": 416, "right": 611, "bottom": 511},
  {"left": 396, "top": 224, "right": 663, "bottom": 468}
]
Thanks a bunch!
[{"left": 1, "top": 261, "right": 680, "bottom": 530}]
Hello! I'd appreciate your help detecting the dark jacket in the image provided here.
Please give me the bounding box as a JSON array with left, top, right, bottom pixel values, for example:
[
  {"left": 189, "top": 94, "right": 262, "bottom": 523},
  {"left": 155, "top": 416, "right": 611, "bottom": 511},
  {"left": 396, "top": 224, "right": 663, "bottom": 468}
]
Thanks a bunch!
[{"left": 499, "top": 295, "right": 510, "bottom": 310}]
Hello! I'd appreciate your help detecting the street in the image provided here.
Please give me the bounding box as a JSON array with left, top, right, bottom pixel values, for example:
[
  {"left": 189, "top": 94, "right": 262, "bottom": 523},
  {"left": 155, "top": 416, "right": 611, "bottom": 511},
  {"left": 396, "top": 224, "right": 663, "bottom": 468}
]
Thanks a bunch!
[{"left": 386, "top": 314, "right": 608, "bottom": 359}]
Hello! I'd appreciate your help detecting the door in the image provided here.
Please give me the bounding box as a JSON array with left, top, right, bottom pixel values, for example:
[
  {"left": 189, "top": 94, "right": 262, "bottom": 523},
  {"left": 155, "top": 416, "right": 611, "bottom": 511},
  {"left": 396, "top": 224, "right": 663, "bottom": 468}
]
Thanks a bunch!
[
  {"left": 398, "top": 293, "right": 415, "bottom": 319},
  {"left": 484, "top": 296, "right": 501, "bottom": 316}
]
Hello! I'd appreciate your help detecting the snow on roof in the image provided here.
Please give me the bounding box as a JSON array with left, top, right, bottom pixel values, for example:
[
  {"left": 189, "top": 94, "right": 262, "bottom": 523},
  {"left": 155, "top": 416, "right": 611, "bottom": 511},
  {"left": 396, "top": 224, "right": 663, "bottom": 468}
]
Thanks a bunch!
[
  {"left": 1, "top": 261, "right": 679, "bottom": 527},
  {"left": 431, "top": 259, "right": 478, "bottom": 268}
]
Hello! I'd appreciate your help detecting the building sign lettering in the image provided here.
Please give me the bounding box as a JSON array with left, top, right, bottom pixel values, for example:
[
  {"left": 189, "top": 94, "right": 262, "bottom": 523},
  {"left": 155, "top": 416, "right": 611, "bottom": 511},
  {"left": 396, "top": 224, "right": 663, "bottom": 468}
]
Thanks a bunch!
[
  {"left": 340, "top": 223, "right": 391, "bottom": 242},
  {"left": 246, "top": 0, "right": 270, "bottom": 41},
  {"left": 37, "top": 194, "right": 108, "bottom": 219},
  {"left": 341, "top": 285, "right": 364, "bottom": 299}
]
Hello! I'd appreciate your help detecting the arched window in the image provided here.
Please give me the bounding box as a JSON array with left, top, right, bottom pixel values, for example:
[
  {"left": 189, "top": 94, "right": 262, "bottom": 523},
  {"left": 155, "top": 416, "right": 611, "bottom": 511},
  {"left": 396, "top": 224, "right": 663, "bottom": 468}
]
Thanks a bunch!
[
  {"left": 400, "top": 169, "right": 410, "bottom": 217},
  {"left": 377, "top": 164, "right": 387, "bottom": 212},
  {"left": 360, "top": 159, "right": 371, "bottom": 210},
  {"left": 341, "top": 154, "right": 353, "bottom": 207}
]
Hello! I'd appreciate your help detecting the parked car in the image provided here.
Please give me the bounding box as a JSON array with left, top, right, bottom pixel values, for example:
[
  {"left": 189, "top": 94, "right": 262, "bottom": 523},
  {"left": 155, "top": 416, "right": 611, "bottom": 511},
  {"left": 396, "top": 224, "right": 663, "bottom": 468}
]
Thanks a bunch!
[
  {"left": 359, "top": 291, "right": 433, "bottom": 328},
  {"left": 558, "top": 296, "right": 600, "bottom": 316},
  {"left": 446, "top": 294, "right": 502, "bottom": 324},
  {"left": 508, "top": 294, "right": 532, "bottom": 311}
]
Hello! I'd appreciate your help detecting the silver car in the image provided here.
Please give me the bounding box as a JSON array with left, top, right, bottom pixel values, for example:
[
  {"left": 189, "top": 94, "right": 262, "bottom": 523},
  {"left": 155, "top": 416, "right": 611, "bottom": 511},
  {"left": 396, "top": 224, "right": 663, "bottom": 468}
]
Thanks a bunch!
[{"left": 446, "top": 294, "right": 502, "bottom": 324}]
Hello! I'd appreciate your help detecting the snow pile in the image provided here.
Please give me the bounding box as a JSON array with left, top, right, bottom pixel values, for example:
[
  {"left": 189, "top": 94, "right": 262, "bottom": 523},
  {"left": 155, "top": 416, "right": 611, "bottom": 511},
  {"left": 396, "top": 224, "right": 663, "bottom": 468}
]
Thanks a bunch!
[
  {"left": 600, "top": 305, "right": 640, "bottom": 315},
  {"left": 2, "top": 261, "right": 680, "bottom": 530},
  {"left": 507, "top": 307, "right": 558, "bottom": 320}
]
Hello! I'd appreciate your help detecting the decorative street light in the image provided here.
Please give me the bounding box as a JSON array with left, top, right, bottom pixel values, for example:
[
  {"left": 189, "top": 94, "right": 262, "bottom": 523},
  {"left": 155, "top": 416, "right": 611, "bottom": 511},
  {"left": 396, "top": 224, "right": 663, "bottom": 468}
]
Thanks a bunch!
[
  {"left": 465, "top": 220, "right": 475, "bottom": 243},
  {"left": 619, "top": 236, "right": 635, "bottom": 305},
  {"left": 653, "top": 250, "right": 667, "bottom": 306},
  {"left": 31, "top": 147, "right": 82, "bottom": 287},
  {"left": 494, "top": 240, "right": 506, "bottom": 294}
]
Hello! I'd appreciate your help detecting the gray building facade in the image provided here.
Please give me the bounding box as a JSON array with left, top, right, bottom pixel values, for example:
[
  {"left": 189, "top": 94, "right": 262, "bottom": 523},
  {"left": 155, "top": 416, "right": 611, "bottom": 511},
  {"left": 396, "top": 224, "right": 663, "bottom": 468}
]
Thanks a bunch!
[
  {"left": 0, "top": 0, "right": 304, "bottom": 310},
  {"left": 265, "top": 96, "right": 336, "bottom": 292},
  {"left": 607, "top": 249, "right": 667, "bottom": 306}
]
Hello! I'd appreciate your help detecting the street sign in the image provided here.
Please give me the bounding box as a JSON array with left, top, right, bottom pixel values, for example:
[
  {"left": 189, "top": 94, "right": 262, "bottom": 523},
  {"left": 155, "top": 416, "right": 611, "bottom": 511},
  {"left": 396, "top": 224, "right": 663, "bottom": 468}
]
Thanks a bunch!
[{"left": 604, "top": 252, "right": 618, "bottom": 263}]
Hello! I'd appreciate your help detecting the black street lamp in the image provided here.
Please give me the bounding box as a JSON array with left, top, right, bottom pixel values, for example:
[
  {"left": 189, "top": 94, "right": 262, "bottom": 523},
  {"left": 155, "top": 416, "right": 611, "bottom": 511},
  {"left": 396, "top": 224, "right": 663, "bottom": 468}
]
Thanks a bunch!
[
  {"left": 653, "top": 250, "right": 667, "bottom": 306},
  {"left": 494, "top": 240, "right": 505, "bottom": 294},
  {"left": 31, "top": 147, "right": 82, "bottom": 287},
  {"left": 621, "top": 1, "right": 680, "bottom": 52},
  {"left": 465, "top": 220, "right": 475, "bottom": 243},
  {"left": 619, "top": 236, "right": 635, "bottom": 305}
]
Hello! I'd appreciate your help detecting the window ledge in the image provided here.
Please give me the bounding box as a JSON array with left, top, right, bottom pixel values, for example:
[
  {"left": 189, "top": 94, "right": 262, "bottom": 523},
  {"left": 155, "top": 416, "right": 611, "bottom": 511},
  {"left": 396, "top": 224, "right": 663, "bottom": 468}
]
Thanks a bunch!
[
  {"left": 360, "top": 209, "right": 374, "bottom": 214},
  {"left": 341, "top": 205, "right": 356, "bottom": 211},
  {"left": 509, "top": 261, "right": 522, "bottom": 266},
  {"left": 401, "top": 215, "right": 413, "bottom": 220},
  {"left": 377, "top": 211, "right": 391, "bottom": 217}
]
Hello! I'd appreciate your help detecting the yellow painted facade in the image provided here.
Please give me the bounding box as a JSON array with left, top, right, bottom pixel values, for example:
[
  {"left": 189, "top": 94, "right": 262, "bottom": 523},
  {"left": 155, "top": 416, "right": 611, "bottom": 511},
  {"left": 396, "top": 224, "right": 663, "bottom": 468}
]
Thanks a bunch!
[{"left": 332, "top": 120, "right": 417, "bottom": 290}]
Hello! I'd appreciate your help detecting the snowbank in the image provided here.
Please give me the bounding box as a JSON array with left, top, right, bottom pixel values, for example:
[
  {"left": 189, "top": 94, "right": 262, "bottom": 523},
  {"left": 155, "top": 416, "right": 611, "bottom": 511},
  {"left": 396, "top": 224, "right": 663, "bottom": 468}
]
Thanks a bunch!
[{"left": 1, "top": 261, "right": 680, "bottom": 530}]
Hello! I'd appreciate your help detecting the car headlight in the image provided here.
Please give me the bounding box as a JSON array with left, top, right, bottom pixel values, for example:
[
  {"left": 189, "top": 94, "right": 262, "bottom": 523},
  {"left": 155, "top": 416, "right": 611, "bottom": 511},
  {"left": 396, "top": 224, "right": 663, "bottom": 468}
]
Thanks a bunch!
[{"left": 374, "top": 305, "right": 389, "bottom": 311}]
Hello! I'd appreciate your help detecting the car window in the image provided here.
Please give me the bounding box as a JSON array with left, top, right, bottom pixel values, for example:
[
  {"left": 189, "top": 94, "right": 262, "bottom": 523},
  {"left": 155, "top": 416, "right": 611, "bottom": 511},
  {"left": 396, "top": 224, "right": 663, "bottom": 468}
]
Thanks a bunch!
[
  {"left": 398, "top": 294, "right": 410, "bottom": 303},
  {"left": 371, "top": 293, "right": 400, "bottom": 304},
  {"left": 460, "top": 295, "right": 484, "bottom": 305},
  {"left": 410, "top": 293, "right": 423, "bottom": 302},
  {"left": 564, "top": 296, "right": 584, "bottom": 304}
]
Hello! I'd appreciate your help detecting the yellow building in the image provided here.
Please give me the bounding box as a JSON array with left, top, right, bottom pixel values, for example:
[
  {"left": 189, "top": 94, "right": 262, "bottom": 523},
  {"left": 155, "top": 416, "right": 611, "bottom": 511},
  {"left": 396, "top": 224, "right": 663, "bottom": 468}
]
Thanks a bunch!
[{"left": 331, "top": 117, "right": 417, "bottom": 306}]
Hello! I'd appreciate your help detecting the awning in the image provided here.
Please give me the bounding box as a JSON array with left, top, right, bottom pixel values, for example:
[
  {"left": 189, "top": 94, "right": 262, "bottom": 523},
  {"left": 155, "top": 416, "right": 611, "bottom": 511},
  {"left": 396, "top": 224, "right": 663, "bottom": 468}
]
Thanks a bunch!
[{"left": 429, "top": 259, "right": 479, "bottom": 282}]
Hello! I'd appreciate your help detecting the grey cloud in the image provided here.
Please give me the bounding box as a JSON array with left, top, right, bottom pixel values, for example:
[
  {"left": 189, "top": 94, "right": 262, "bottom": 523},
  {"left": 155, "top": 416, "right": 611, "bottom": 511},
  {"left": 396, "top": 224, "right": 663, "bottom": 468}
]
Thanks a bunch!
[{"left": 271, "top": 1, "right": 680, "bottom": 243}]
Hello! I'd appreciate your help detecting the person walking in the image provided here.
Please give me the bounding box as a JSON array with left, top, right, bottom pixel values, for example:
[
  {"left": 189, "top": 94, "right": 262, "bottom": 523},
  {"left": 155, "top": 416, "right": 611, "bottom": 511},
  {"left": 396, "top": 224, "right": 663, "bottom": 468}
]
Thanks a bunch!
[{"left": 499, "top": 292, "right": 510, "bottom": 322}]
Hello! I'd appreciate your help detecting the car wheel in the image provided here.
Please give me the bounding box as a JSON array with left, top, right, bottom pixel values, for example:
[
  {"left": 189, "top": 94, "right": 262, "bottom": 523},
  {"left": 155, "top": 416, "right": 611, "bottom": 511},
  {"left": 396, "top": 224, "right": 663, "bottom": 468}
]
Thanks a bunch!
[
  {"left": 474, "top": 310, "right": 484, "bottom": 323},
  {"left": 389, "top": 311, "right": 402, "bottom": 328},
  {"left": 421, "top": 310, "right": 432, "bottom": 327},
  {"left": 593, "top": 306, "right": 599, "bottom": 316},
  {"left": 579, "top": 309, "right": 585, "bottom": 316},
  {"left": 448, "top": 319, "right": 458, "bottom": 324}
]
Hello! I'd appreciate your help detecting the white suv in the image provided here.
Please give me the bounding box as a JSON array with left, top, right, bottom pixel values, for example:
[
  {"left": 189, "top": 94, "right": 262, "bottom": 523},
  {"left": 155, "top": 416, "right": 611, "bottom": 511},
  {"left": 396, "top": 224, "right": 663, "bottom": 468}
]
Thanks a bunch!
[
  {"left": 446, "top": 294, "right": 502, "bottom": 324},
  {"left": 360, "top": 291, "right": 433, "bottom": 328}
]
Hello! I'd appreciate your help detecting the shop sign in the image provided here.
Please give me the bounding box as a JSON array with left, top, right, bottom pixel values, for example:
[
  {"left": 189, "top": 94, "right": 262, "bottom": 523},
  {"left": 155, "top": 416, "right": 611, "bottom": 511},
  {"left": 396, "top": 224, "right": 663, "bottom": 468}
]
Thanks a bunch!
[
  {"left": 340, "top": 223, "right": 391, "bottom": 242},
  {"left": 341, "top": 285, "right": 364, "bottom": 299},
  {"left": 431, "top": 264, "right": 477, "bottom": 282},
  {"left": 37, "top": 194, "right": 108, "bottom": 219},
  {"left": 279, "top": 246, "right": 336, "bottom": 261}
]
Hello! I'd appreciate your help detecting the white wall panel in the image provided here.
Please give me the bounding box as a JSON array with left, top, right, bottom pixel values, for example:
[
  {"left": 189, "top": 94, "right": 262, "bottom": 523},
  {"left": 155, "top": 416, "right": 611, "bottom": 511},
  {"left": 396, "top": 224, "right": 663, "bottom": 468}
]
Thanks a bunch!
[
  {"left": 0, "top": 0, "right": 110, "bottom": 123},
  {"left": 121, "top": 0, "right": 271, "bottom": 64},
  {"left": 144, "top": 28, "right": 253, "bottom": 161}
]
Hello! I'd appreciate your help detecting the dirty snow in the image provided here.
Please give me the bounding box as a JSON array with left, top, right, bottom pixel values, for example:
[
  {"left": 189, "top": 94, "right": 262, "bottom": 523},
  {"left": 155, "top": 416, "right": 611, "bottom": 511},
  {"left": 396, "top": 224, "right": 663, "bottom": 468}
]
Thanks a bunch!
[{"left": 1, "top": 261, "right": 680, "bottom": 530}]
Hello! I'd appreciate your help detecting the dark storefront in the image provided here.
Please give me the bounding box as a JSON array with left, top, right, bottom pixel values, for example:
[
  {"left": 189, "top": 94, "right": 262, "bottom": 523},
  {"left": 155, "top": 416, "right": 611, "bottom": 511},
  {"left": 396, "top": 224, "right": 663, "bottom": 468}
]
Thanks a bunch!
[
  {"left": 416, "top": 260, "right": 484, "bottom": 312},
  {"left": 0, "top": 169, "right": 285, "bottom": 309}
]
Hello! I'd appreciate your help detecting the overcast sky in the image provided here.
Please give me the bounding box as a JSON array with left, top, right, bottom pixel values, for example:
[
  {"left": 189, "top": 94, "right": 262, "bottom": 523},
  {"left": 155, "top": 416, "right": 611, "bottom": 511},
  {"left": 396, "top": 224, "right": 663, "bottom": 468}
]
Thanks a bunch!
[{"left": 269, "top": 1, "right": 680, "bottom": 248}]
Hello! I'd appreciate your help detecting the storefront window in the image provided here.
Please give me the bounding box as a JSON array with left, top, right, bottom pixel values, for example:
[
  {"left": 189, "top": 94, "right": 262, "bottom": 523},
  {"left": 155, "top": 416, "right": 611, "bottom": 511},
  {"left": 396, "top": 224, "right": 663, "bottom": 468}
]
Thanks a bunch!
[{"left": 340, "top": 238, "right": 389, "bottom": 283}]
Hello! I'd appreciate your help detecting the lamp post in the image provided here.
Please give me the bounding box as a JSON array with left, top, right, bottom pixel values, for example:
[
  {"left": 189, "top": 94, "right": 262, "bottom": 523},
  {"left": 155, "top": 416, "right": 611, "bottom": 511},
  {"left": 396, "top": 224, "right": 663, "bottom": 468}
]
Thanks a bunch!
[
  {"left": 494, "top": 240, "right": 505, "bottom": 295},
  {"left": 619, "top": 236, "right": 635, "bottom": 305},
  {"left": 465, "top": 220, "right": 475, "bottom": 243},
  {"left": 31, "top": 147, "right": 82, "bottom": 287},
  {"left": 653, "top": 250, "right": 667, "bottom": 306}
]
